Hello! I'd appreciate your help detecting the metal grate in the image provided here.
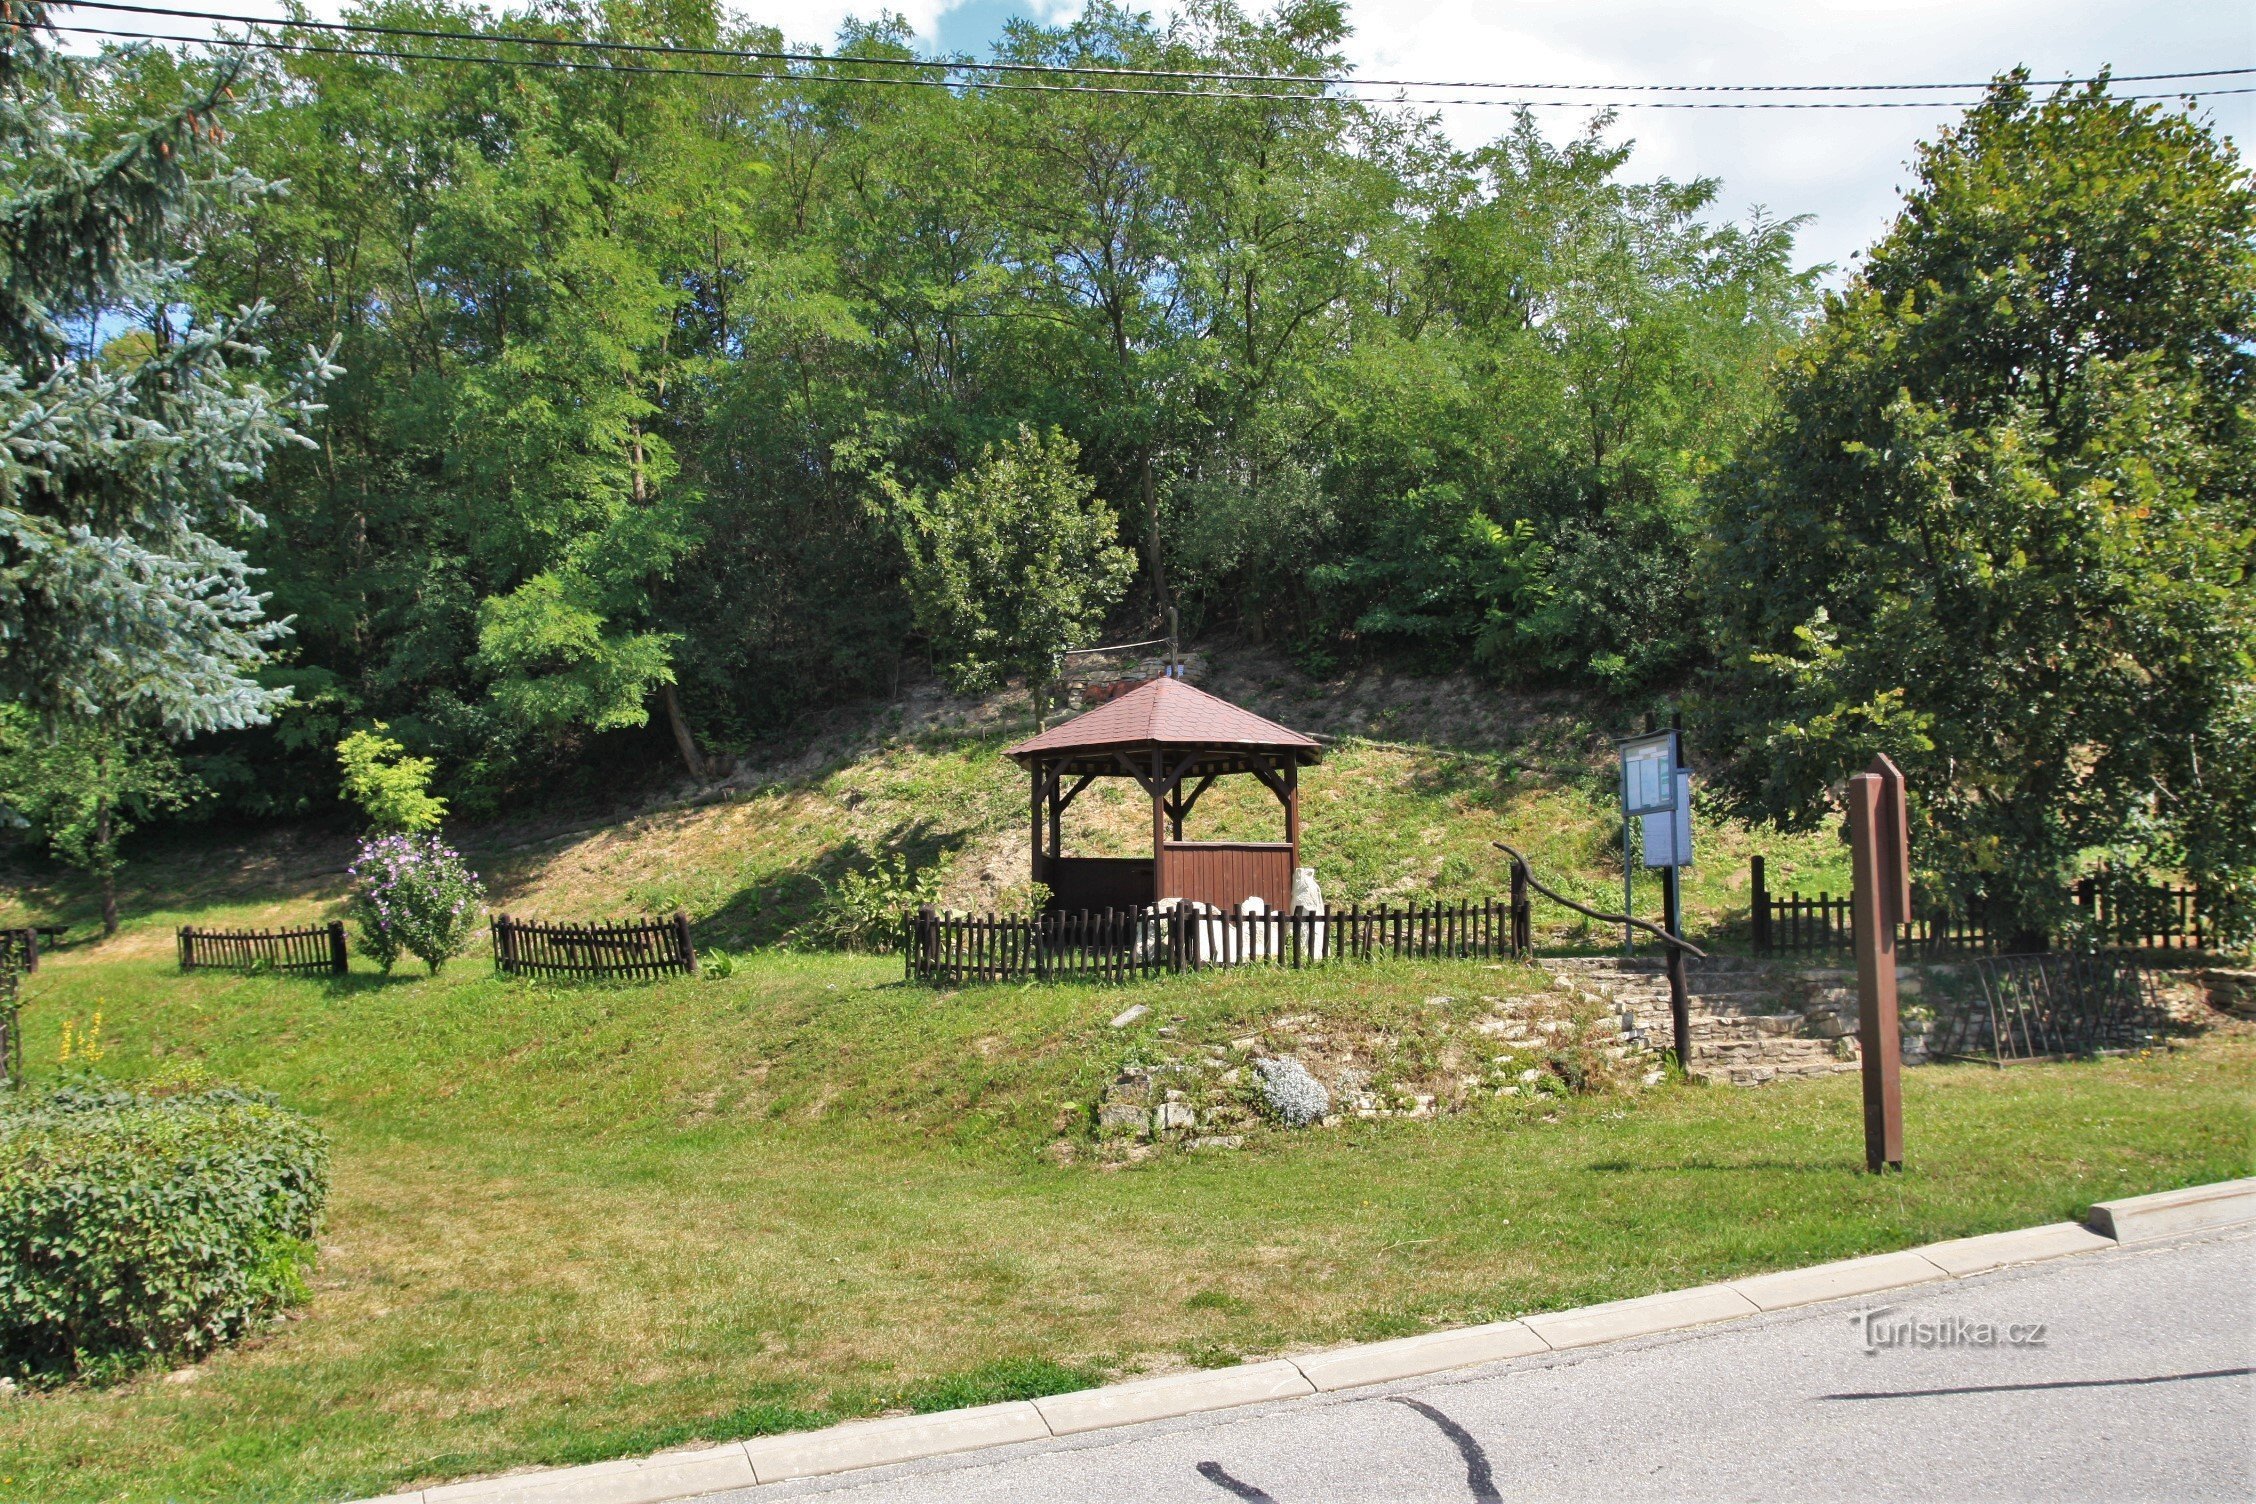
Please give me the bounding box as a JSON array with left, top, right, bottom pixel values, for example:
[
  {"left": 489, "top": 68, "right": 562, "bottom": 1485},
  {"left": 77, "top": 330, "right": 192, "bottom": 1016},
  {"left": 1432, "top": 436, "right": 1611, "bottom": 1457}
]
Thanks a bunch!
[{"left": 1931, "top": 952, "right": 2170, "bottom": 1064}]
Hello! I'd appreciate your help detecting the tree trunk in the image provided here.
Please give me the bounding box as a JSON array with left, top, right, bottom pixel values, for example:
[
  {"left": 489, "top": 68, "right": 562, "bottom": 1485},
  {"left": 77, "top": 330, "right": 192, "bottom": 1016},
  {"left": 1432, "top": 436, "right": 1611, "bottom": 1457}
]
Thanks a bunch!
[
  {"left": 96, "top": 801, "right": 119, "bottom": 937},
  {"left": 1141, "top": 450, "right": 1166, "bottom": 624},
  {"left": 659, "top": 681, "right": 708, "bottom": 781}
]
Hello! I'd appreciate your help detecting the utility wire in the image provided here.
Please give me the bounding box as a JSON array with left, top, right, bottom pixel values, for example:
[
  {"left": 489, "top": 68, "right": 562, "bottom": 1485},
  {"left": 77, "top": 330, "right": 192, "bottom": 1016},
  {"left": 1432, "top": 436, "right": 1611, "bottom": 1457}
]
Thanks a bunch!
[
  {"left": 51, "top": 0, "right": 2256, "bottom": 97},
  {"left": 39, "top": 19, "right": 2256, "bottom": 108}
]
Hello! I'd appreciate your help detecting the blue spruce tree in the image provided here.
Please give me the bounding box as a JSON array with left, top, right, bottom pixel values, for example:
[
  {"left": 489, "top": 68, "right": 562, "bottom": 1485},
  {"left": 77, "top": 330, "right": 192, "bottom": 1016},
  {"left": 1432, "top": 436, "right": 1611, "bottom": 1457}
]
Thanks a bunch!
[{"left": 0, "top": 2, "right": 336, "bottom": 930}]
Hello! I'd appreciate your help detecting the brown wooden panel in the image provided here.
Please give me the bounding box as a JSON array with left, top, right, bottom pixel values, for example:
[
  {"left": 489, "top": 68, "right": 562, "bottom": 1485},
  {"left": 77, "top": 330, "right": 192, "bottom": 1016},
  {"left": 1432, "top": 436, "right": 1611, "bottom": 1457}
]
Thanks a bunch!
[
  {"left": 1047, "top": 857, "right": 1154, "bottom": 913},
  {"left": 1163, "top": 842, "right": 1292, "bottom": 911}
]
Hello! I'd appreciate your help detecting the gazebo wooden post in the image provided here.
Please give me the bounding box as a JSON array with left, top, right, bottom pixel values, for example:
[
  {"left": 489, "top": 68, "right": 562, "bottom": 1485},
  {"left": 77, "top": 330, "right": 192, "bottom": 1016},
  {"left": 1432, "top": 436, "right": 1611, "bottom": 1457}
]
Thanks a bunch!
[
  {"left": 1285, "top": 759, "right": 1301, "bottom": 872},
  {"left": 1151, "top": 747, "right": 1168, "bottom": 904},
  {"left": 1029, "top": 758, "right": 1047, "bottom": 885}
]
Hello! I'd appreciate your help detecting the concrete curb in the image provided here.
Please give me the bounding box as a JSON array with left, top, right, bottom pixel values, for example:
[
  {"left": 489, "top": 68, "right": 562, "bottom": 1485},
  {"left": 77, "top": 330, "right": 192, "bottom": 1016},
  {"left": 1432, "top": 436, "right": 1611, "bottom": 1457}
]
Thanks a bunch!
[
  {"left": 352, "top": 1179, "right": 2256, "bottom": 1504},
  {"left": 2085, "top": 1176, "right": 2256, "bottom": 1244}
]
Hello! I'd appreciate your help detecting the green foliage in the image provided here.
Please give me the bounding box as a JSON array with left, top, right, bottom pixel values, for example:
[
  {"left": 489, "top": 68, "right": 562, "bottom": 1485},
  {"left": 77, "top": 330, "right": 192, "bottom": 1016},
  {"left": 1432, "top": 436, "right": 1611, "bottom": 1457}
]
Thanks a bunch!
[
  {"left": 1305, "top": 118, "right": 1814, "bottom": 678},
  {"left": 0, "top": 709, "right": 201, "bottom": 934},
  {"left": 878, "top": 427, "right": 1137, "bottom": 697},
  {"left": 1703, "top": 74, "right": 2256, "bottom": 943},
  {"left": 335, "top": 722, "right": 446, "bottom": 833},
  {"left": 798, "top": 852, "right": 944, "bottom": 954},
  {"left": 104, "top": 0, "right": 1811, "bottom": 818},
  {"left": 0, "top": 7, "right": 334, "bottom": 737},
  {"left": 0, "top": 1083, "right": 328, "bottom": 1382},
  {"left": 346, "top": 834, "right": 487, "bottom": 974}
]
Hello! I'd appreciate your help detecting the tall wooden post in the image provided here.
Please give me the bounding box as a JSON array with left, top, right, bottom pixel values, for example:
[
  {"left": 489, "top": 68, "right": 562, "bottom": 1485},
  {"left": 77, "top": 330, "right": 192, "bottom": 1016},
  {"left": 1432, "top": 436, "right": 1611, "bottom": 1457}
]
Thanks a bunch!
[
  {"left": 1509, "top": 858, "right": 1531, "bottom": 954},
  {"left": 673, "top": 910, "right": 698, "bottom": 974},
  {"left": 1751, "top": 855, "right": 1770, "bottom": 953},
  {"left": 1848, "top": 755, "right": 1909, "bottom": 1172},
  {"left": 1661, "top": 864, "right": 1691, "bottom": 1071}
]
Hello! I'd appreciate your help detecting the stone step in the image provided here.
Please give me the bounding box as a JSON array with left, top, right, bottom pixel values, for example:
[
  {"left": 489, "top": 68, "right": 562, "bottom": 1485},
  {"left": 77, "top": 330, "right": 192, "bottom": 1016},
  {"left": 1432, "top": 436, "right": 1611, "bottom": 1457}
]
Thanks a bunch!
[
  {"left": 1540, "top": 954, "right": 1874, "bottom": 1090},
  {"left": 1698, "top": 1060, "right": 1859, "bottom": 1086},
  {"left": 1697, "top": 1038, "right": 1848, "bottom": 1064}
]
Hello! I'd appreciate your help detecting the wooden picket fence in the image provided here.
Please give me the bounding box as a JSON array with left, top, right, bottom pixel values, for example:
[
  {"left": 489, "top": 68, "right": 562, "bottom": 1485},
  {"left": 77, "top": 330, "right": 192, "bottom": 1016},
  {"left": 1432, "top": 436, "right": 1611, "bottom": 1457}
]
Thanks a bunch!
[
  {"left": 1750, "top": 856, "right": 2210, "bottom": 957},
  {"left": 0, "top": 927, "right": 39, "bottom": 974},
  {"left": 178, "top": 921, "right": 349, "bottom": 975},
  {"left": 0, "top": 961, "right": 20, "bottom": 1085},
  {"left": 490, "top": 912, "right": 698, "bottom": 980},
  {"left": 906, "top": 894, "right": 1533, "bottom": 987}
]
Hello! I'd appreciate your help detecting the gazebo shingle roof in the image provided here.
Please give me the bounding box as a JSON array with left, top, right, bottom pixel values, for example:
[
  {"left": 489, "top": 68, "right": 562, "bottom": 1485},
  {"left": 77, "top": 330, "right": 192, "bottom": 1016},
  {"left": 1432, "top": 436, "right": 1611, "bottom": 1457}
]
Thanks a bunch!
[{"left": 1006, "top": 677, "right": 1320, "bottom": 764}]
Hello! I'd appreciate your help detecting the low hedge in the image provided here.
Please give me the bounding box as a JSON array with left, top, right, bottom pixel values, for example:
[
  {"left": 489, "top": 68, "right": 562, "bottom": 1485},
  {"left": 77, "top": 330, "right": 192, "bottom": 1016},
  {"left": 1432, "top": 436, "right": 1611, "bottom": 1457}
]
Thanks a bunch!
[{"left": 0, "top": 1084, "right": 329, "bottom": 1381}]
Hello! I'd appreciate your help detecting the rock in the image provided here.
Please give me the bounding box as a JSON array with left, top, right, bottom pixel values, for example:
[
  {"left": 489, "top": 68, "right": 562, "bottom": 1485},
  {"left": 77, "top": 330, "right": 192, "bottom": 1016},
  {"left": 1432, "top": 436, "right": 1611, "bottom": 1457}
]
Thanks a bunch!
[
  {"left": 1230, "top": 1036, "right": 1260, "bottom": 1051},
  {"left": 1154, "top": 1102, "right": 1196, "bottom": 1133},
  {"left": 1109, "top": 1004, "right": 1150, "bottom": 1029},
  {"left": 1424, "top": 995, "right": 1454, "bottom": 1007},
  {"left": 1255, "top": 1056, "right": 1331, "bottom": 1127},
  {"left": 1518, "top": 1067, "right": 1542, "bottom": 1083},
  {"left": 1641, "top": 1070, "right": 1665, "bottom": 1086},
  {"left": 1189, "top": 1135, "right": 1244, "bottom": 1151},
  {"left": 2200, "top": 968, "right": 2256, "bottom": 1019},
  {"left": 1098, "top": 1102, "right": 1150, "bottom": 1133}
]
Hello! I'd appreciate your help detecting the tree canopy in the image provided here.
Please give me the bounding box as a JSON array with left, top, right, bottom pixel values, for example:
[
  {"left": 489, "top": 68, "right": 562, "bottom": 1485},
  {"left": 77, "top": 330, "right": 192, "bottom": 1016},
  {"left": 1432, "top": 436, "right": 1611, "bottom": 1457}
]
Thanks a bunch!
[{"left": 1701, "top": 73, "right": 2255, "bottom": 944}]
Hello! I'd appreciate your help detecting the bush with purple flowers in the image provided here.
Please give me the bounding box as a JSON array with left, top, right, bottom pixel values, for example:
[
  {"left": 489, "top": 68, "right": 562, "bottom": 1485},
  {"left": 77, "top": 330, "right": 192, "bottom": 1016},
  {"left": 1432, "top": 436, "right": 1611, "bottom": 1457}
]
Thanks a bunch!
[{"left": 346, "top": 834, "right": 486, "bottom": 974}]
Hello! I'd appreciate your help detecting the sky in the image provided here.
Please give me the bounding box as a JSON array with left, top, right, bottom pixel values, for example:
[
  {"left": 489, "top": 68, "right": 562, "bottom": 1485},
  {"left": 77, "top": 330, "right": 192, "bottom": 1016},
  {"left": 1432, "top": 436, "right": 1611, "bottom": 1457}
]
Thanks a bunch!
[{"left": 52, "top": 0, "right": 2256, "bottom": 276}]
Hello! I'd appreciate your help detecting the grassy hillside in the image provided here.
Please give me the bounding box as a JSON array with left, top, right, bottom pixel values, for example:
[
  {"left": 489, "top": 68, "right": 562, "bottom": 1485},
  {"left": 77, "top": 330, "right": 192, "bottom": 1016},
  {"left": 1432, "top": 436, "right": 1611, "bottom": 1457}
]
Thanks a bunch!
[{"left": 0, "top": 651, "right": 1850, "bottom": 950}]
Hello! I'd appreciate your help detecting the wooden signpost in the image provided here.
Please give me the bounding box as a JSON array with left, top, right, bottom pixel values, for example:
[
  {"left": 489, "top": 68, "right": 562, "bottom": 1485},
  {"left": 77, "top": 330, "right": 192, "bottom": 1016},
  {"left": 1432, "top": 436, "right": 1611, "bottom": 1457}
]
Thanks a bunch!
[{"left": 1846, "top": 754, "right": 1910, "bottom": 1173}]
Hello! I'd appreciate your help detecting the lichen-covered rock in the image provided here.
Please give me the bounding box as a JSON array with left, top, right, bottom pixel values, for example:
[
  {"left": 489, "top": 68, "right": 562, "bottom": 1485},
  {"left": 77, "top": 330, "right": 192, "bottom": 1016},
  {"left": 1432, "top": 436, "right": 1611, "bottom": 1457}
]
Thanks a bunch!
[{"left": 1255, "top": 1056, "right": 1330, "bottom": 1127}]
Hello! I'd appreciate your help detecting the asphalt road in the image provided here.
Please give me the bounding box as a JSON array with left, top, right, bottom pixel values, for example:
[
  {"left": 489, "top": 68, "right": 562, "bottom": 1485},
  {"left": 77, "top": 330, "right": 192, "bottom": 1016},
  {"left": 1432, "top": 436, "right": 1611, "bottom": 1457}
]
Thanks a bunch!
[{"left": 724, "top": 1227, "right": 2255, "bottom": 1504}]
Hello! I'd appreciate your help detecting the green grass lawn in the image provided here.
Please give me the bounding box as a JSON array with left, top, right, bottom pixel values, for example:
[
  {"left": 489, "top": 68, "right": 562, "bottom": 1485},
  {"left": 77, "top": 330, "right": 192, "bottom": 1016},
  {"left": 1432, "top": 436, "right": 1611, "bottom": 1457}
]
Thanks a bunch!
[{"left": 3, "top": 940, "right": 2249, "bottom": 1504}]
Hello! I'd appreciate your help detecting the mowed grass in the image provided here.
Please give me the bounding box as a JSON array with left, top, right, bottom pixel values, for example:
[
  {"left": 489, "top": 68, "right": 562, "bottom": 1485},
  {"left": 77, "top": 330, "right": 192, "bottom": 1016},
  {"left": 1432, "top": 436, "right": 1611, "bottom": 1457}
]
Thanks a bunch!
[{"left": 3, "top": 937, "right": 2250, "bottom": 1504}]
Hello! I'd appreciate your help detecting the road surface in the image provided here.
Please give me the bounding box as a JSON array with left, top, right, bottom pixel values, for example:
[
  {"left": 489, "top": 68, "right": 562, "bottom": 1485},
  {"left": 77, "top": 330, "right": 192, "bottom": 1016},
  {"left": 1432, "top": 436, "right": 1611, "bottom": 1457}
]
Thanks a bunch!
[{"left": 720, "top": 1226, "right": 2254, "bottom": 1503}]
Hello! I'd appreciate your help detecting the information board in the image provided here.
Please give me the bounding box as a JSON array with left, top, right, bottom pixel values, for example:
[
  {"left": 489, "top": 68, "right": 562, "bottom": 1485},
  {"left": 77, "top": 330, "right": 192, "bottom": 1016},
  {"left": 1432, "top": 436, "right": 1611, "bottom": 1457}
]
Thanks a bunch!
[
  {"left": 1617, "top": 730, "right": 1679, "bottom": 817},
  {"left": 1641, "top": 768, "right": 1694, "bottom": 868}
]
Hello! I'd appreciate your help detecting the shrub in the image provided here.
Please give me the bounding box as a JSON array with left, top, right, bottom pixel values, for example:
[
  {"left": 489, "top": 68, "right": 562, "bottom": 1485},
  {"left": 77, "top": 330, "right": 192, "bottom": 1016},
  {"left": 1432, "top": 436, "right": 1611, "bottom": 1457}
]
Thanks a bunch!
[
  {"left": 800, "top": 853, "right": 943, "bottom": 953},
  {"left": 1255, "top": 1056, "right": 1330, "bottom": 1127},
  {"left": 0, "top": 1085, "right": 329, "bottom": 1382},
  {"left": 335, "top": 723, "right": 446, "bottom": 833},
  {"left": 347, "top": 833, "right": 486, "bottom": 973}
]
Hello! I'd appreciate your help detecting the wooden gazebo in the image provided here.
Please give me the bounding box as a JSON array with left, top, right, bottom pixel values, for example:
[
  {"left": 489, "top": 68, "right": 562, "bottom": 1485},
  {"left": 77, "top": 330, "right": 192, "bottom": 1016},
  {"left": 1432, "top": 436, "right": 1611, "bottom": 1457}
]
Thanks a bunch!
[{"left": 1005, "top": 677, "right": 1322, "bottom": 915}]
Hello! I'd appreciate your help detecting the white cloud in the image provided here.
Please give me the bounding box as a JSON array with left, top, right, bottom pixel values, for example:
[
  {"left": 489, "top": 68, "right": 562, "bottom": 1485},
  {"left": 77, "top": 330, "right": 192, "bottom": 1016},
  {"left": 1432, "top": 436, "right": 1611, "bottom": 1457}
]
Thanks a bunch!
[{"left": 1333, "top": 0, "right": 2253, "bottom": 273}]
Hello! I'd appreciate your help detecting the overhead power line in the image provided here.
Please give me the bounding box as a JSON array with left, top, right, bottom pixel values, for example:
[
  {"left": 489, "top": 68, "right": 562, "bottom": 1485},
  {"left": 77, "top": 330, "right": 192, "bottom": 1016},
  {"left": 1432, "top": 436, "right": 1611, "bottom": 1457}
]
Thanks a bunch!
[
  {"left": 49, "top": 0, "right": 2256, "bottom": 98},
  {"left": 37, "top": 17, "right": 2256, "bottom": 109}
]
